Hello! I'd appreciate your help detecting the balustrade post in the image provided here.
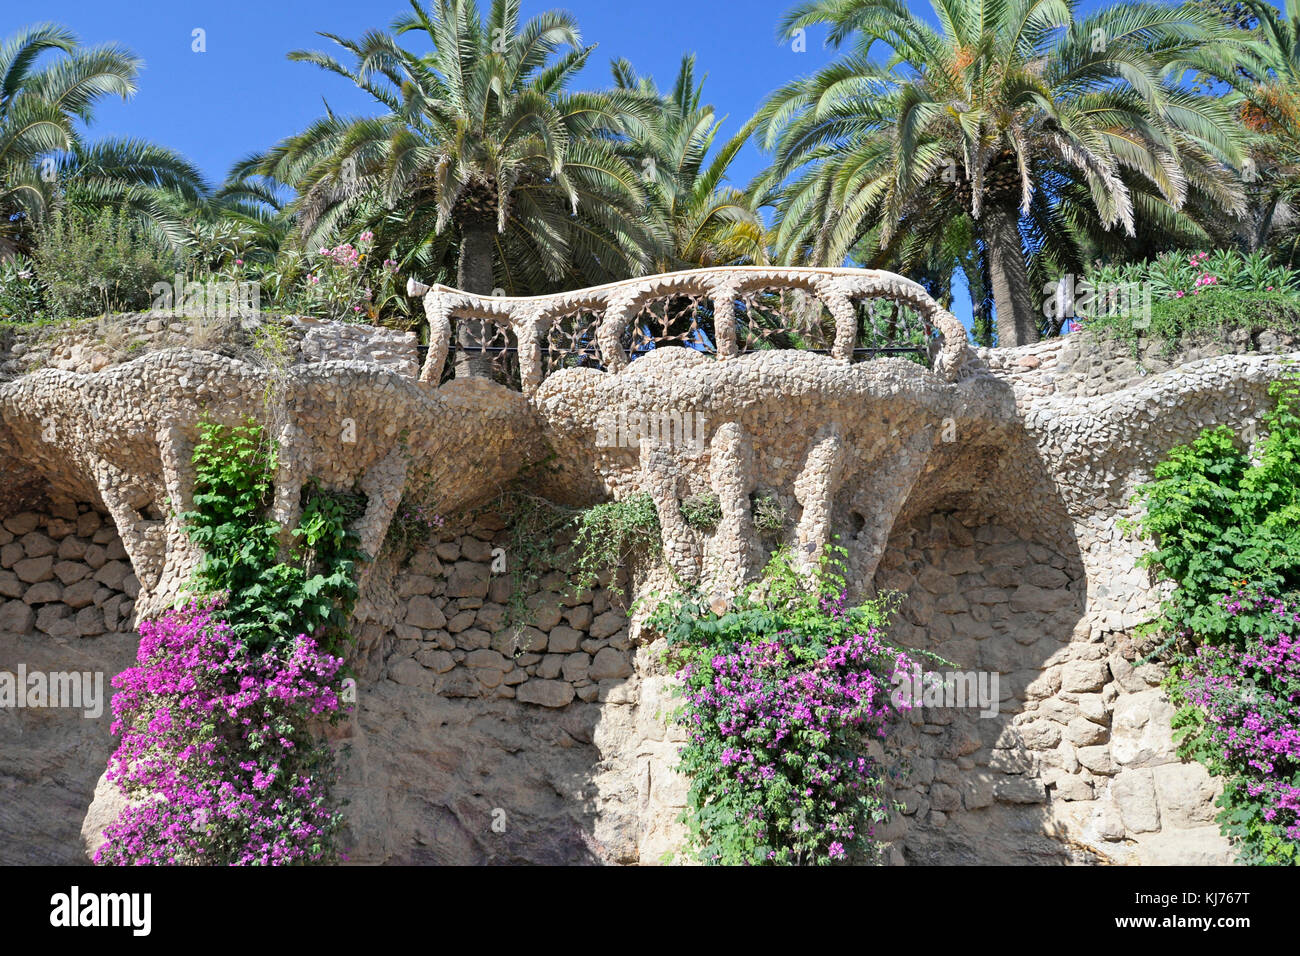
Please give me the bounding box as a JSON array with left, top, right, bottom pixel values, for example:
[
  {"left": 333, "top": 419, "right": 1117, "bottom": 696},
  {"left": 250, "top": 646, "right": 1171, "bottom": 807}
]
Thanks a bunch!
[
  {"left": 710, "top": 282, "right": 739, "bottom": 359},
  {"left": 827, "top": 294, "right": 858, "bottom": 361},
  {"left": 419, "top": 290, "right": 452, "bottom": 384}
]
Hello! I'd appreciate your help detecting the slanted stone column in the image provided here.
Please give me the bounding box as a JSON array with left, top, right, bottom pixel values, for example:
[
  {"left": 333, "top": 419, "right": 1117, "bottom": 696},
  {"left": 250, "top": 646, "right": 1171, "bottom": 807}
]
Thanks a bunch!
[
  {"left": 705, "top": 421, "right": 758, "bottom": 597},
  {"left": 792, "top": 426, "right": 847, "bottom": 569}
]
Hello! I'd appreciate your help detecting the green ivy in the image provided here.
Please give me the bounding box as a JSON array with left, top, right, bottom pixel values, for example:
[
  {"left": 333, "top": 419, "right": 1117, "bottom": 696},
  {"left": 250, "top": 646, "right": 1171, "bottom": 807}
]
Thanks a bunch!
[
  {"left": 1129, "top": 374, "right": 1300, "bottom": 654},
  {"left": 179, "top": 417, "right": 363, "bottom": 654}
]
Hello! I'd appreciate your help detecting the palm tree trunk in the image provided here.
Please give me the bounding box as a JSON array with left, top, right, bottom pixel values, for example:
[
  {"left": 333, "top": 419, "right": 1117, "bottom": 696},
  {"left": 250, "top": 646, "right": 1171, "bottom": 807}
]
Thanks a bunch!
[
  {"left": 455, "top": 216, "right": 498, "bottom": 379},
  {"left": 984, "top": 197, "right": 1039, "bottom": 348}
]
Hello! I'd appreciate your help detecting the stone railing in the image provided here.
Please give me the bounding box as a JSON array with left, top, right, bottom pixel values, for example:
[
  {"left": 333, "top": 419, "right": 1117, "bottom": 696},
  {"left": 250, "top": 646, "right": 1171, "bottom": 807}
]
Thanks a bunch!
[{"left": 407, "top": 266, "right": 974, "bottom": 393}]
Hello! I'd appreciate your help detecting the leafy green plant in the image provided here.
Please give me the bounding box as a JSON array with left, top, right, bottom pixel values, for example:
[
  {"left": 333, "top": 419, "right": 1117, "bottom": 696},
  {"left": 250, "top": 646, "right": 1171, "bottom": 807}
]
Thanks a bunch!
[
  {"left": 180, "top": 417, "right": 362, "bottom": 654},
  {"left": 1130, "top": 375, "right": 1300, "bottom": 654},
  {"left": 0, "top": 255, "right": 44, "bottom": 320},
  {"left": 34, "top": 205, "right": 176, "bottom": 318},
  {"left": 571, "top": 492, "right": 661, "bottom": 596},
  {"left": 1086, "top": 250, "right": 1300, "bottom": 353},
  {"left": 1131, "top": 373, "right": 1300, "bottom": 864},
  {"left": 751, "top": 490, "right": 788, "bottom": 534}
]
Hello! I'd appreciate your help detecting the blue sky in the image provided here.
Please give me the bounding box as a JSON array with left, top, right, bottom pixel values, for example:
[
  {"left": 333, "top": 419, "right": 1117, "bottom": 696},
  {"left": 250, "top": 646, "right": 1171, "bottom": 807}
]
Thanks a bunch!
[
  {"left": 13, "top": 0, "right": 1120, "bottom": 326},
  {"left": 20, "top": 0, "right": 844, "bottom": 188}
]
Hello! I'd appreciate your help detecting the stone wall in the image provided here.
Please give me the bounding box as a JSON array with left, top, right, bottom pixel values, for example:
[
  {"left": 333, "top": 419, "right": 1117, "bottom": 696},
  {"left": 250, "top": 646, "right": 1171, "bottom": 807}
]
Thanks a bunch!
[
  {"left": 374, "top": 513, "right": 635, "bottom": 707},
  {"left": 869, "top": 510, "right": 1228, "bottom": 865},
  {"left": 0, "top": 504, "right": 138, "bottom": 639},
  {"left": 3, "top": 281, "right": 1291, "bottom": 866},
  {"left": 1, "top": 311, "right": 417, "bottom": 381},
  {"left": 0, "top": 500, "right": 138, "bottom": 865},
  {"left": 977, "top": 326, "right": 1300, "bottom": 401}
]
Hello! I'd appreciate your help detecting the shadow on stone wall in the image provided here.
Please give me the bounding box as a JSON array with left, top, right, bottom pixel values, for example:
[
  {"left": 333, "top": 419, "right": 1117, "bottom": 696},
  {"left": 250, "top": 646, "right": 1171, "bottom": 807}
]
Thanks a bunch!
[
  {"left": 0, "top": 497, "right": 140, "bottom": 864},
  {"left": 866, "top": 421, "right": 1098, "bottom": 865}
]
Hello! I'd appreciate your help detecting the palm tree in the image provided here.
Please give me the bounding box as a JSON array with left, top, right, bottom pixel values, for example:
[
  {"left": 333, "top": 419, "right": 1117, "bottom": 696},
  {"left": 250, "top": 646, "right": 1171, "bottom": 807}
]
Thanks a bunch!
[
  {"left": 253, "top": 0, "right": 663, "bottom": 376},
  {"left": 0, "top": 24, "right": 208, "bottom": 259},
  {"left": 51, "top": 137, "right": 208, "bottom": 251},
  {"left": 610, "top": 55, "right": 765, "bottom": 269},
  {"left": 0, "top": 23, "right": 137, "bottom": 255},
  {"left": 1190, "top": 0, "right": 1300, "bottom": 260},
  {"left": 757, "top": 0, "right": 1248, "bottom": 346}
]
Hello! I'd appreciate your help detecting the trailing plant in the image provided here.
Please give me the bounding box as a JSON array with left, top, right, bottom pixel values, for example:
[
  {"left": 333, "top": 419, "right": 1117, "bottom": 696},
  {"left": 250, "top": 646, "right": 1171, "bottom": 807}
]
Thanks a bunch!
[
  {"left": 180, "top": 417, "right": 362, "bottom": 654},
  {"left": 647, "top": 546, "right": 914, "bottom": 865},
  {"left": 681, "top": 492, "right": 722, "bottom": 530},
  {"left": 571, "top": 492, "right": 661, "bottom": 597},
  {"left": 386, "top": 490, "right": 446, "bottom": 558},
  {"left": 501, "top": 490, "right": 579, "bottom": 626},
  {"left": 1131, "top": 374, "right": 1300, "bottom": 864},
  {"left": 751, "top": 490, "right": 788, "bottom": 534},
  {"left": 95, "top": 601, "right": 347, "bottom": 865}
]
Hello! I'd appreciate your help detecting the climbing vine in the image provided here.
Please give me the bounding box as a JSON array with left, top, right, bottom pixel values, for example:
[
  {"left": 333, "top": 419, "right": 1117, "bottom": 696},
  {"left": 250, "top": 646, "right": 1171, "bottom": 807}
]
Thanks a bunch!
[{"left": 180, "top": 416, "right": 363, "bottom": 654}]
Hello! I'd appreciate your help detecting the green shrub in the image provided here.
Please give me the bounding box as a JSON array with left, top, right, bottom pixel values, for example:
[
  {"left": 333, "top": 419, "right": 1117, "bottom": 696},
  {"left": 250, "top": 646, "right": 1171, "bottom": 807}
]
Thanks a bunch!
[
  {"left": 34, "top": 206, "right": 177, "bottom": 319},
  {"left": 0, "top": 255, "right": 44, "bottom": 320},
  {"left": 751, "top": 490, "right": 788, "bottom": 534},
  {"left": 681, "top": 492, "right": 722, "bottom": 530},
  {"left": 1129, "top": 375, "right": 1300, "bottom": 652}
]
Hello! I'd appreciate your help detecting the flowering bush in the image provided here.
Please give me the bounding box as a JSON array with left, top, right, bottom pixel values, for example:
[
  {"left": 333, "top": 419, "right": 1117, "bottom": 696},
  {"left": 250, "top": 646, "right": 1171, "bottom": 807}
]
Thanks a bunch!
[
  {"left": 1084, "top": 249, "right": 1300, "bottom": 349},
  {"left": 1091, "top": 249, "right": 1298, "bottom": 302},
  {"left": 649, "top": 548, "right": 914, "bottom": 865},
  {"left": 1134, "top": 375, "right": 1300, "bottom": 864},
  {"left": 94, "top": 602, "right": 347, "bottom": 866},
  {"left": 1175, "top": 590, "right": 1300, "bottom": 864},
  {"left": 301, "top": 231, "right": 401, "bottom": 323}
]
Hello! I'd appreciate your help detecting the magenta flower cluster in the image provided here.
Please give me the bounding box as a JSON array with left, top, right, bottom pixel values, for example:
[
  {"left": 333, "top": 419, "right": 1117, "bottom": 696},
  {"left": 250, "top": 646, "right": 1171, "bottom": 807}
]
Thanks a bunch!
[
  {"left": 1181, "top": 590, "right": 1300, "bottom": 842},
  {"left": 94, "top": 602, "right": 348, "bottom": 866},
  {"left": 674, "top": 591, "right": 915, "bottom": 865}
]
